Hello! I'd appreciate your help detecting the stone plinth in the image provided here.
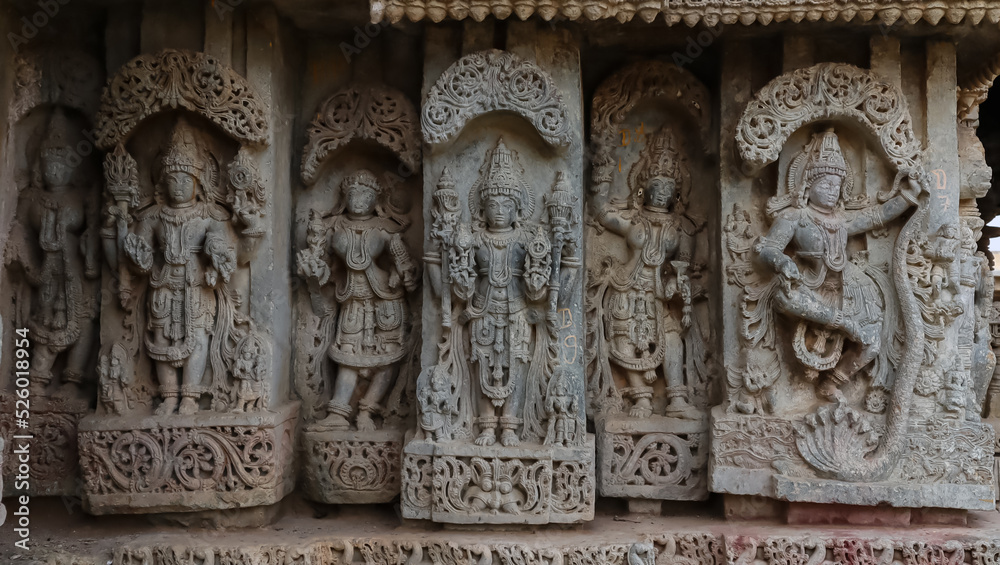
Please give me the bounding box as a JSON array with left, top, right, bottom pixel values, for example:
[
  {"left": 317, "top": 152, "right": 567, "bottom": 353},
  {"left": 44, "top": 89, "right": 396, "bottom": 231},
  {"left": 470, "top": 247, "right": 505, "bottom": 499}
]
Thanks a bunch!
[
  {"left": 710, "top": 406, "right": 997, "bottom": 511},
  {"left": 401, "top": 435, "right": 596, "bottom": 525},
  {"left": 596, "top": 415, "right": 708, "bottom": 501},
  {"left": 78, "top": 402, "right": 298, "bottom": 514},
  {"left": 300, "top": 428, "right": 403, "bottom": 504},
  {"left": 0, "top": 395, "right": 88, "bottom": 497}
]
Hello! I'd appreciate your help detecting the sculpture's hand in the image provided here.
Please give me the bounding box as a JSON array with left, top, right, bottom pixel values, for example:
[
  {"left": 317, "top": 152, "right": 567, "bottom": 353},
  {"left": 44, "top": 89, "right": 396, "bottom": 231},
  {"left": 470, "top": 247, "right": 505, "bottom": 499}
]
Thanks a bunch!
[
  {"left": 296, "top": 249, "right": 331, "bottom": 286},
  {"left": 901, "top": 176, "right": 924, "bottom": 204},
  {"left": 681, "top": 306, "right": 692, "bottom": 330},
  {"left": 209, "top": 244, "right": 237, "bottom": 283},
  {"left": 205, "top": 268, "right": 219, "bottom": 287},
  {"left": 124, "top": 233, "right": 153, "bottom": 271},
  {"left": 778, "top": 259, "right": 800, "bottom": 283},
  {"left": 389, "top": 270, "right": 401, "bottom": 289}
]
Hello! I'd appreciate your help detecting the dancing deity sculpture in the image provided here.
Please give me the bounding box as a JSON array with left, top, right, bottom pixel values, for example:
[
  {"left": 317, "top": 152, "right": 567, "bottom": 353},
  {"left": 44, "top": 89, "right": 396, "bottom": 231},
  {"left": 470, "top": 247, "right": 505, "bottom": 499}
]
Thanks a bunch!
[{"left": 755, "top": 129, "right": 921, "bottom": 401}]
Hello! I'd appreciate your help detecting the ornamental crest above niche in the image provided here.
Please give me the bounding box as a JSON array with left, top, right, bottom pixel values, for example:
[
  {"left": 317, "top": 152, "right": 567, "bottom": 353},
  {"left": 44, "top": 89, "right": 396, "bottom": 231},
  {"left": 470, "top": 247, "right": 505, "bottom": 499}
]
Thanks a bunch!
[
  {"left": 79, "top": 49, "right": 297, "bottom": 515},
  {"left": 403, "top": 45, "right": 594, "bottom": 525},
  {"left": 712, "top": 61, "right": 996, "bottom": 512},
  {"left": 421, "top": 49, "right": 571, "bottom": 147}
]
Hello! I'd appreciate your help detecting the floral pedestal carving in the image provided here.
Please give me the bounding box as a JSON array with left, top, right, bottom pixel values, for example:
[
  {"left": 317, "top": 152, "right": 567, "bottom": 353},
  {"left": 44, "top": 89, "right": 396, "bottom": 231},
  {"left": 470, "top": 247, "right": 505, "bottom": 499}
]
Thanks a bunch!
[
  {"left": 301, "top": 429, "right": 403, "bottom": 504},
  {"left": 596, "top": 415, "right": 708, "bottom": 501},
  {"left": 0, "top": 395, "right": 88, "bottom": 497},
  {"left": 710, "top": 406, "right": 996, "bottom": 511},
  {"left": 78, "top": 402, "right": 297, "bottom": 514},
  {"left": 401, "top": 436, "right": 595, "bottom": 525}
]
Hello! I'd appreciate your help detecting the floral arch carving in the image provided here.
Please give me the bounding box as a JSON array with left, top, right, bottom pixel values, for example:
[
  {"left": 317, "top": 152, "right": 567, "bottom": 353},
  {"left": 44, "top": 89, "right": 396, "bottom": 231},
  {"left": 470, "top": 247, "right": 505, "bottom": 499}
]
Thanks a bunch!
[
  {"left": 94, "top": 49, "right": 269, "bottom": 150},
  {"left": 422, "top": 49, "right": 571, "bottom": 147},
  {"left": 301, "top": 85, "right": 421, "bottom": 185},
  {"left": 736, "top": 62, "right": 921, "bottom": 176},
  {"left": 590, "top": 60, "right": 712, "bottom": 184}
]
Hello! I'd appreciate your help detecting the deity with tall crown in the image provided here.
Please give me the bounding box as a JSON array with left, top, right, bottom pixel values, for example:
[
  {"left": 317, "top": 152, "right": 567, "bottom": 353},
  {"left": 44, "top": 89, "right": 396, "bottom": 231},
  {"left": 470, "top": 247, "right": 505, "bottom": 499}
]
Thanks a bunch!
[
  {"left": 755, "top": 128, "right": 921, "bottom": 402},
  {"left": 103, "top": 118, "right": 241, "bottom": 416},
  {"left": 590, "top": 126, "right": 700, "bottom": 419},
  {"left": 297, "top": 169, "right": 420, "bottom": 431},
  {"left": 449, "top": 138, "right": 554, "bottom": 447},
  {"left": 5, "top": 108, "right": 101, "bottom": 397}
]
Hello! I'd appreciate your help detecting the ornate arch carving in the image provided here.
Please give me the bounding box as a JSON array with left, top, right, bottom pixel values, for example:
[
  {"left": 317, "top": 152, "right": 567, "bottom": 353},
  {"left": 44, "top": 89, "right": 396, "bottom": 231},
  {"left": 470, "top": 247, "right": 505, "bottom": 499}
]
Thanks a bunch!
[
  {"left": 422, "top": 49, "right": 571, "bottom": 147},
  {"left": 301, "top": 85, "right": 421, "bottom": 185},
  {"left": 590, "top": 60, "right": 712, "bottom": 184},
  {"left": 736, "top": 62, "right": 921, "bottom": 176},
  {"left": 94, "top": 49, "right": 269, "bottom": 150}
]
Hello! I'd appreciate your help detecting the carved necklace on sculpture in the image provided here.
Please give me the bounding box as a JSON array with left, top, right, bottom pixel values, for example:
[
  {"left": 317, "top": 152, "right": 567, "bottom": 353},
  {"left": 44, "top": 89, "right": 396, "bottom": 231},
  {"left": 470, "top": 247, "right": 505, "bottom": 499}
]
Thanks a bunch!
[
  {"left": 482, "top": 228, "right": 517, "bottom": 287},
  {"left": 804, "top": 204, "right": 847, "bottom": 272},
  {"left": 345, "top": 225, "right": 373, "bottom": 271}
]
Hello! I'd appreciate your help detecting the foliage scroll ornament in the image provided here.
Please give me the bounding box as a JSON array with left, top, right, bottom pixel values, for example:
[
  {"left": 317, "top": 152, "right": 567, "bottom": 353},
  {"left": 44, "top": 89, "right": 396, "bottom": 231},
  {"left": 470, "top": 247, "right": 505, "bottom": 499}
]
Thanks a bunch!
[
  {"left": 93, "top": 49, "right": 269, "bottom": 150},
  {"left": 422, "top": 50, "right": 572, "bottom": 147},
  {"left": 301, "top": 85, "right": 421, "bottom": 185}
]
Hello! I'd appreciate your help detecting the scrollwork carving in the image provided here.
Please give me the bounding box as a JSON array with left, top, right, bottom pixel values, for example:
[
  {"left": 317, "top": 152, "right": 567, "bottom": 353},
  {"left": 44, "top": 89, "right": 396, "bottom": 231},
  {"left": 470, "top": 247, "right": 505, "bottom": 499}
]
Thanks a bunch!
[{"left": 422, "top": 50, "right": 571, "bottom": 147}]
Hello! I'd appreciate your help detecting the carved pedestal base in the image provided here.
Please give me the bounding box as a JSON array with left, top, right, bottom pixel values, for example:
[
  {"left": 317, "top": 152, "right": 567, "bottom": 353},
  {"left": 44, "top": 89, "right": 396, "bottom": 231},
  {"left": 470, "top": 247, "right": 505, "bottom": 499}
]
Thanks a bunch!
[
  {"left": 78, "top": 402, "right": 298, "bottom": 514},
  {"left": 301, "top": 428, "right": 403, "bottom": 504},
  {"left": 1, "top": 395, "right": 88, "bottom": 497},
  {"left": 709, "top": 406, "right": 996, "bottom": 511},
  {"left": 596, "top": 415, "right": 708, "bottom": 501},
  {"left": 401, "top": 435, "right": 596, "bottom": 525}
]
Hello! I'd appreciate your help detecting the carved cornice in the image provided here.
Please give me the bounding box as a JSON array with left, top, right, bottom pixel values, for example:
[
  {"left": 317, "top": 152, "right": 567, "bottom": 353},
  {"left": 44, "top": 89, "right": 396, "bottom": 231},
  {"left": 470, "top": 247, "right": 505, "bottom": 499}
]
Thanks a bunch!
[
  {"left": 959, "top": 52, "right": 1000, "bottom": 124},
  {"left": 302, "top": 85, "right": 421, "bottom": 185},
  {"left": 422, "top": 49, "right": 571, "bottom": 147},
  {"left": 372, "top": 0, "right": 1000, "bottom": 26},
  {"left": 95, "top": 49, "right": 269, "bottom": 150},
  {"left": 736, "top": 62, "right": 921, "bottom": 175}
]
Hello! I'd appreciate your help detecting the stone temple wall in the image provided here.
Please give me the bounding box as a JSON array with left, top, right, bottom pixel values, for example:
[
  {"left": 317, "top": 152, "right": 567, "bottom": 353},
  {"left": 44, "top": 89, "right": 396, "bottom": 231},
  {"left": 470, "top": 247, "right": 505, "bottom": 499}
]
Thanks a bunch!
[{"left": 0, "top": 0, "right": 1000, "bottom": 561}]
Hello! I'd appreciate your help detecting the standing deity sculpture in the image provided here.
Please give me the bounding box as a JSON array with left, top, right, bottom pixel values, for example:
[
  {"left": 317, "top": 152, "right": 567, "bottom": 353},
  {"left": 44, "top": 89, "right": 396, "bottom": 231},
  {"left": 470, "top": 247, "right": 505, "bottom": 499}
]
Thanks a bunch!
[
  {"left": 5, "top": 109, "right": 101, "bottom": 398},
  {"left": 101, "top": 118, "right": 248, "bottom": 416},
  {"left": 589, "top": 127, "right": 700, "bottom": 419},
  {"left": 298, "top": 170, "right": 420, "bottom": 432},
  {"left": 437, "top": 138, "right": 565, "bottom": 448},
  {"left": 752, "top": 129, "right": 920, "bottom": 403}
]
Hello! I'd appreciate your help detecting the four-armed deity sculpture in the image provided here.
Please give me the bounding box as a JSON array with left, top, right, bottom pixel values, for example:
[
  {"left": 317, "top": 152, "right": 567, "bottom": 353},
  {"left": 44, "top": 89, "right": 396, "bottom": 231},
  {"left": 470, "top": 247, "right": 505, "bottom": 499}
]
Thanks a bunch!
[
  {"left": 590, "top": 127, "right": 700, "bottom": 420},
  {"left": 102, "top": 119, "right": 247, "bottom": 416}
]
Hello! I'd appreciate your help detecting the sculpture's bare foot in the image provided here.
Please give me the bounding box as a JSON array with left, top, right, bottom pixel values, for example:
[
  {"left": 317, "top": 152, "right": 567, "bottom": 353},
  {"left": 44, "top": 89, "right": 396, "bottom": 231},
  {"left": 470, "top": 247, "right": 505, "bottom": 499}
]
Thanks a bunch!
[
  {"left": 54, "top": 381, "right": 85, "bottom": 400},
  {"left": 156, "top": 397, "right": 178, "bottom": 416},
  {"left": 500, "top": 429, "right": 519, "bottom": 447},
  {"left": 629, "top": 399, "right": 653, "bottom": 418},
  {"left": 308, "top": 413, "right": 350, "bottom": 432},
  {"left": 665, "top": 397, "right": 701, "bottom": 420},
  {"left": 356, "top": 411, "right": 377, "bottom": 432},
  {"left": 178, "top": 397, "right": 198, "bottom": 415},
  {"left": 474, "top": 429, "right": 496, "bottom": 446}
]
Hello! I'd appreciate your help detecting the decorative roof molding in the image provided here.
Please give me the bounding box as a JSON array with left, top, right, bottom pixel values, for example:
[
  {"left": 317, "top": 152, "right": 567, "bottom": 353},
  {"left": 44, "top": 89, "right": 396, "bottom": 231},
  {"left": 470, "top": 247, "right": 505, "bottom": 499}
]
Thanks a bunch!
[
  {"left": 958, "top": 52, "right": 1000, "bottom": 125},
  {"left": 736, "top": 62, "right": 922, "bottom": 176},
  {"left": 95, "top": 49, "right": 269, "bottom": 150},
  {"left": 301, "top": 84, "right": 421, "bottom": 185},
  {"left": 372, "top": 0, "right": 1000, "bottom": 26},
  {"left": 422, "top": 49, "right": 571, "bottom": 147}
]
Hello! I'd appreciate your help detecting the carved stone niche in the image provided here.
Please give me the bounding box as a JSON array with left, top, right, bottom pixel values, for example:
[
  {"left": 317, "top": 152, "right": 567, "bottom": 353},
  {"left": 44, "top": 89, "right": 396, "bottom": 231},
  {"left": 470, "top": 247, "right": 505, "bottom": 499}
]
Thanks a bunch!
[
  {"left": 585, "top": 61, "right": 718, "bottom": 507},
  {"left": 401, "top": 37, "right": 595, "bottom": 525},
  {"left": 1, "top": 48, "right": 104, "bottom": 498},
  {"left": 78, "top": 50, "right": 298, "bottom": 515},
  {"left": 712, "top": 62, "right": 996, "bottom": 512},
  {"left": 294, "top": 84, "right": 423, "bottom": 504}
]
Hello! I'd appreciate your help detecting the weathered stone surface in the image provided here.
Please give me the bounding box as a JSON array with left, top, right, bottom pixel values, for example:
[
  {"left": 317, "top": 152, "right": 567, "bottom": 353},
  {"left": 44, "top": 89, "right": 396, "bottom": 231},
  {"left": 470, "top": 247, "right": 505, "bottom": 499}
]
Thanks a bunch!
[{"left": 403, "top": 23, "right": 593, "bottom": 526}]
